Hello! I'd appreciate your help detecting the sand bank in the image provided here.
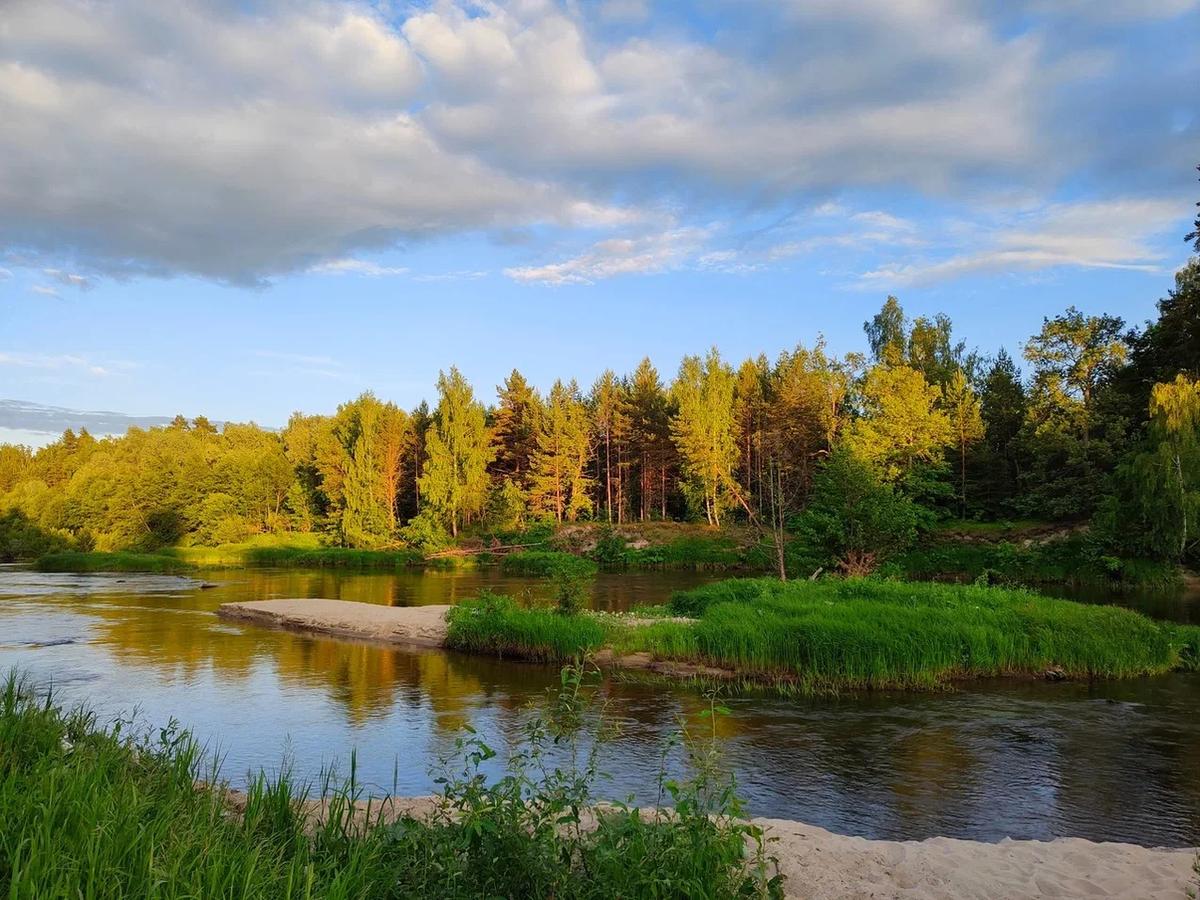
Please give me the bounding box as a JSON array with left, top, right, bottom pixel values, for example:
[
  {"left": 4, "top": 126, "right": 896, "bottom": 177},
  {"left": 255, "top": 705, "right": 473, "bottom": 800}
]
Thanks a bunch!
[
  {"left": 760, "top": 817, "right": 1195, "bottom": 899},
  {"left": 218, "top": 599, "right": 451, "bottom": 648},
  {"left": 220, "top": 787, "right": 1197, "bottom": 899}
]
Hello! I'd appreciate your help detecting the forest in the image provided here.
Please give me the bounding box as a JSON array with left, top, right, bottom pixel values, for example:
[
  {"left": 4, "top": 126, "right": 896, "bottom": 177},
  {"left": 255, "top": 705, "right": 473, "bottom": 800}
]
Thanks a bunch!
[{"left": 2, "top": 259, "right": 1198, "bottom": 577}]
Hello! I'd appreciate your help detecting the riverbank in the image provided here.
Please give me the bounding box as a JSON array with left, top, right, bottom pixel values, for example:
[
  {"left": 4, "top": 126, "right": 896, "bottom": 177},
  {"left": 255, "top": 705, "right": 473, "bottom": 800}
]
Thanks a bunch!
[
  {"left": 239, "top": 789, "right": 1197, "bottom": 900},
  {"left": 4, "top": 673, "right": 1195, "bottom": 900},
  {"left": 217, "top": 578, "right": 1200, "bottom": 692}
]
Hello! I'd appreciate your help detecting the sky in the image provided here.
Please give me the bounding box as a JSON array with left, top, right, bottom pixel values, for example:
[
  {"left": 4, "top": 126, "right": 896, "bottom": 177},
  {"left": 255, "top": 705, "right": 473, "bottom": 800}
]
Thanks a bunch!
[{"left": 1, "top": 0, "right": 1197, "bottom": 441}]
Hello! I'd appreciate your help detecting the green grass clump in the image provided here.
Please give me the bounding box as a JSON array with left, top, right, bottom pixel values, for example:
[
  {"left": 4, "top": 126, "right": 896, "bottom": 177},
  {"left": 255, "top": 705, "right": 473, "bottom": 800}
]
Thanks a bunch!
[
  {"left": 0, "top": 672, "right": 780, "bottom": 899},
  {"left": 658, "top": 578, "right": 1200, "bottom": 689},
  {"left": 446, "top": 592, "right": 608, "bottom": 661},
  {"left": 34, "top": 551, "right": 195, "bottom": 574},
  {"left": 500, "top": 550, "right": 599, "bottom": 578}
]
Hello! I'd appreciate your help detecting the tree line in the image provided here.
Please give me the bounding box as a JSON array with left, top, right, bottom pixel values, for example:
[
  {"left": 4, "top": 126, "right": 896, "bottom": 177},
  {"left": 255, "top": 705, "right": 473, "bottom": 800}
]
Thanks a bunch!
[{"left": 1, "top": 256, "right": 1198, "bottom": 570}]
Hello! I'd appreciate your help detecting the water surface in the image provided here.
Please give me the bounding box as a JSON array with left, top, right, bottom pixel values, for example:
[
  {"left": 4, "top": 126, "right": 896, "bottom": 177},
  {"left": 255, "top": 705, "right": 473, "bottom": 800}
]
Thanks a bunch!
[{"left": 1, "top": 565, "right": 1197, "bottom": 847}]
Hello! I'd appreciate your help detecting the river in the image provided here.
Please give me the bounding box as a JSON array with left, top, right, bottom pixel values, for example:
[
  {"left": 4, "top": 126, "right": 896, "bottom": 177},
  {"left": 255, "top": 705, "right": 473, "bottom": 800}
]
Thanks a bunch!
[{"left": 0, "top": 565, "right": 1197, "bottom": 847}]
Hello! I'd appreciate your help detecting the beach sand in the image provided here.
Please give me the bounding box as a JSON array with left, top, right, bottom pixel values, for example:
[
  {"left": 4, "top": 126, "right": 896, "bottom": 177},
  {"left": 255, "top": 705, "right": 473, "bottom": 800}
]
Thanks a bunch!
[{"left": 218, "top": 598, "right": 452, "bottom": 648}]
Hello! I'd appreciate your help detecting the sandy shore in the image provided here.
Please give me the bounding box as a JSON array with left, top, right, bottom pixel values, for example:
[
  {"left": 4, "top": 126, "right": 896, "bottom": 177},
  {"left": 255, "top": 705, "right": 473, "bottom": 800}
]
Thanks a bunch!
[
  {"left": 220, "top": 788, "right": 1197, "bottom": 899},
  {"left": 760, "top": 817, "right": 1196, "bottom": 899},
  {"left": 218, "top": 599, "right": 452, "bottom": 648}
]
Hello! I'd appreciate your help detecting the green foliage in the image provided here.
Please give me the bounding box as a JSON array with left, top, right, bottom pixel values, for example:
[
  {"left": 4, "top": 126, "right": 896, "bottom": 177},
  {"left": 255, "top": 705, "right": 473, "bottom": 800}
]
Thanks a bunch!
[
  {"left": 0, "top": 671, "right": 780, "bottom": 899},
  {"left": 35, "top": 551, "right": 194, "bottom": 574},
  {"left": 529, "top": 380, "right": 594, "bottom": 523},
  {"left": 500, "top": 550, "right": 599, "bottom": 579},
  {"left": 0, "top": 509, "right": 73, "bottom": 561},
  {"left": 421, "top": 367, "right": 494, "bottom": 538},
  {"left": 792, "top": 450, "right": 925, "bottom": 575},
  {"left": 399, "top": 510, "right": 453, "bottom": 553},
  {"left": 446, "top": 592, "right": 608, "bottom": 661},
  {"left": 847, "top": 364, "right": 952, "bottom": 482},
  {"left": 887, "top": 534, "right": 1181, "bottom": 590},
  {"left": 658, "top": 578, "right": 1200, "bottom": 689},
  {"left": 671, "top": 348, "right": 740, "bottom": 525}
]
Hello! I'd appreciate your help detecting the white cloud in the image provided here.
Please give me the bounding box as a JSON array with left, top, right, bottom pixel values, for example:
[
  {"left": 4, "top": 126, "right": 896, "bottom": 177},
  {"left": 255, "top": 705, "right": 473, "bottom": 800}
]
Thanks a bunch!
[
  {"left": 859, "top": 198, "right": 1183, "bottom": 287},
  {"left": 0, "top": 351, "right": 128, "bottom": 377},
  {"left": 42, "top": 268, "right": 91, "bottom": 289},
  {"left": 30, "top": 284, "right": 59, "bottom": 297},
  {"left": 505, "top": 227, "right": 709, "bottom": 285},
  {"left": 0, "top": 0, "right": 1193, "bottom": 286},
  {"left": 310, "top": 258, "right": 411, "bottom": 277}
]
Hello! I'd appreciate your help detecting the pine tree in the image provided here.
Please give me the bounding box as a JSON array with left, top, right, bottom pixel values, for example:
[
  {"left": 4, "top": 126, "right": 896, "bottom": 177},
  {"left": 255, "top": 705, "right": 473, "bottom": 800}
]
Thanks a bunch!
[
  {"left": 670, "top": 348, "right": 740, "bottom": 525},
  {"left": 420, "top": 368, "right": 493, "bottom": 537},
  {"left": 530, "top": 380, "right": 594, "bottom": 522},
  {"left": 628, "top": 358, "right": 673, "bottom": 520},
  {"left": 491, "top": 369, "right": 540, "bottom": 488},
  {"left": 590, "top": 370, "right": 631, "bottom": 523}
]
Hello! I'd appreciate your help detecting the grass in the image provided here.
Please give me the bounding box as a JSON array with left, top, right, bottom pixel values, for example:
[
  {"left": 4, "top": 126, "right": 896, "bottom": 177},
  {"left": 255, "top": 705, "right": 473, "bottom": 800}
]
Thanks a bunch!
[
  {"left": 446, "top": 577, "right": 1200, "bottom": 692},
  {"left": 35, "top": 541, "right": 424, "bottom": 573},
  {"left": 0, "top": 671, "right": 779, "bottom": 899},
  {"left": 887, "top": 536, "right": 1182, "bottom": 590},
  {"left": 500, "top": 550, "right": 599, "bottom": 577},
  {"left": 446, "top": 592, "right": 609, "bottom": 661},
  {"left": 33, "top": 551, "right": 196, "bottom": 574}
]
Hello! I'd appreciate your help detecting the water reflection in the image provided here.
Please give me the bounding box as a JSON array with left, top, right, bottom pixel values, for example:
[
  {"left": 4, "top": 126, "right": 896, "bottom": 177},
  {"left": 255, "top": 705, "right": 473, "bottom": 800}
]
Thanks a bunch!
[{"left": 0, "top": 566, "right": 1197, "bottom": 847}]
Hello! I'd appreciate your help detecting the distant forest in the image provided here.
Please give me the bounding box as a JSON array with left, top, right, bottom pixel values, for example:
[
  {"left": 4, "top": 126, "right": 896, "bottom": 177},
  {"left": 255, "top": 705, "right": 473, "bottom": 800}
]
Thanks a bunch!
[{"left": 2, "top": 257, "right": 1198, "bottom": 571}]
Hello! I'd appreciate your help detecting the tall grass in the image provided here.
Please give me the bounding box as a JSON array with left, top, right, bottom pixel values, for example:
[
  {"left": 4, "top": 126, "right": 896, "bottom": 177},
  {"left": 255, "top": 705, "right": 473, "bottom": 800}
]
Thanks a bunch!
[
  {"left": 445, "top": 592, "right": 609, "bottom": 661},
  {"left": 33, "top": 551, "right": 195, "bottom": 574},
  {"left": 656, "top": 578, "right": 1200, "bottom": 689},
  {"left": 447, "top": 577, "right": 1200, "bottom": 691},
  {"left": 0, "top": 671, "right": 779, "bottom": 899}
]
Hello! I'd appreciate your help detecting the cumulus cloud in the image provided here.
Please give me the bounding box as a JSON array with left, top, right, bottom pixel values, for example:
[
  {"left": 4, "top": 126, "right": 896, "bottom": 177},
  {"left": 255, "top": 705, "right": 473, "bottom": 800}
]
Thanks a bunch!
[{"left": 0, "top": 0, "right": 1194, "bottom": 286}]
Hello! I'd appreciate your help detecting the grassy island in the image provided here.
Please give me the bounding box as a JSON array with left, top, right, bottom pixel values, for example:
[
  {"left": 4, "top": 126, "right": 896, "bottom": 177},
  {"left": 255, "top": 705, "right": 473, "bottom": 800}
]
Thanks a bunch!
[{"left": 446, "top": 578, "right": 1200, "bottom": 692}]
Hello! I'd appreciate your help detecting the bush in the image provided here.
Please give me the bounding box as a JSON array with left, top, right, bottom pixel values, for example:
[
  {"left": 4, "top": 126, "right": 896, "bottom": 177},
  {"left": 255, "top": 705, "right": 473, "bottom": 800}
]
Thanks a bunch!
[
  {"left": 399, "top": 511, "right": 452, "bottom": 553},
  {"left": 792, "top": 449, "right": 926, "bottom": 575},
  {"left": 0, "top": 509, "right": 73, "bottom": 561}
]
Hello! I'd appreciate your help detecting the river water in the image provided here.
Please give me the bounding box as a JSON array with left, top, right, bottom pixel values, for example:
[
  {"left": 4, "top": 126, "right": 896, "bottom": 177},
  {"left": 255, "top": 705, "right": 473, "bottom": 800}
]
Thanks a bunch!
[{"left": 0, "top": 565, "right": 1197, "bottom": 847}]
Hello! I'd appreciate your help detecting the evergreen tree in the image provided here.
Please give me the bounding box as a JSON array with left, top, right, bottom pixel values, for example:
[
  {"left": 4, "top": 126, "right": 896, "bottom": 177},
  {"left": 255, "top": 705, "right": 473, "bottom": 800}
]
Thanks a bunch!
[
  {"left": 590, "top": 370, "right": 631, "bottom": 523},
  {"left": 977, "top": 350, "right": 1027, "bottom": 514},
  {"left": 490, "top": 370, "right": 540, "bottom": 488},
  {"left": 628, "top": 358, "right": 673, "bottom": 520},
  {"left": 670, "top": 349, "right": 740, "bottom": 525},
  {"left": 420, "top": 368, "right": 493, "bottom": 537}
]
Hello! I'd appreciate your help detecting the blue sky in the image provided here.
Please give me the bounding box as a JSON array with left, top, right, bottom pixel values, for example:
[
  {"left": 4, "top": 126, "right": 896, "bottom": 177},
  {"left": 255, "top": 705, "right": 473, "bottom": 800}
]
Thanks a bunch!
[{"left": 1, "top": 0, "right": 1197, "bottom": 437}]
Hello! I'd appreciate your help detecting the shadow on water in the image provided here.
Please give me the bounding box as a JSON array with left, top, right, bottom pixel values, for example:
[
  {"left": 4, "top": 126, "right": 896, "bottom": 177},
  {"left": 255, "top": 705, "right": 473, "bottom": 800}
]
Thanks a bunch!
[{"left": 0, "top": 565, "right": 1197, "bottom": 847}]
